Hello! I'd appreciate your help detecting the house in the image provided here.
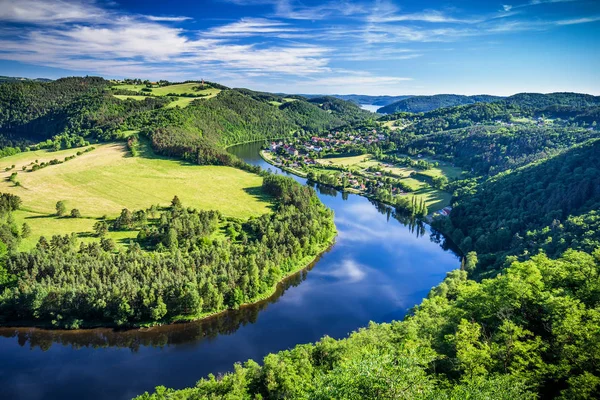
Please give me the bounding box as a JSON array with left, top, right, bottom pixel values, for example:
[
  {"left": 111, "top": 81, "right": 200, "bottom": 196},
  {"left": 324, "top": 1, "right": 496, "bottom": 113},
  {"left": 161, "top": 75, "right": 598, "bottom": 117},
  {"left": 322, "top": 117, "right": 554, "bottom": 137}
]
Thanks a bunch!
[{"left": 438, "top": 206, "right": 453, "bottom": 216}]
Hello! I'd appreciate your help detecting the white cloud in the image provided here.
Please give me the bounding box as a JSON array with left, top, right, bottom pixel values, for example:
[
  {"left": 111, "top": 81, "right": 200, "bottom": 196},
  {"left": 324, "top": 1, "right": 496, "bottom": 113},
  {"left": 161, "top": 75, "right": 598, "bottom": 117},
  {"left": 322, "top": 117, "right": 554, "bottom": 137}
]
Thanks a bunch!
[
  {"left": 224, "top": 0, "right": 368, "bottom": 20},
  {"left": 0, "top": 0, "right": 106, "bottom": 24},
  {"left": 503, "top": 0, "right": 580, "bottom": 10},
  {"left": 145, "top": 15, "right": 192, "bottom": 22},
  {"left": 203, "top": 18, "right": 297, "bottom": 37},
  {"left": 556, "top": 16, "right": 600, "bottom": 25},
  {"left": 0, "top": 1, "right": 333, "bottom": 77},
  {"left": 315, "top": 259, "right": 367, "bottom": 283}
]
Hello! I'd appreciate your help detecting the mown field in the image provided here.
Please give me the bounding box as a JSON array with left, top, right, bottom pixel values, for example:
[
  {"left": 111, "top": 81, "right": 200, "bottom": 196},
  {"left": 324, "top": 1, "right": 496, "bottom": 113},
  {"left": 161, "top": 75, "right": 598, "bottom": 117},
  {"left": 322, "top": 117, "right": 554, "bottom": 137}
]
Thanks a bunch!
[
  {"left": 0, "top": 143, "right": 272, "bottom": 250},
  {"left": 111, "top": 83, "right": 221, "bottom": 108},
  {"left": 315, "top": 152, "right": 461, "bottom": 210}
]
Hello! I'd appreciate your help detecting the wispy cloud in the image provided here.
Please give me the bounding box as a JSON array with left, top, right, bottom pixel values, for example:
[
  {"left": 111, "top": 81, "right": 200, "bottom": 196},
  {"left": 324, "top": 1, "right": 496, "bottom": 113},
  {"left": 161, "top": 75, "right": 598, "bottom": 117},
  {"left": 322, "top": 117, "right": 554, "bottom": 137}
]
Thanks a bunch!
[
  {"left": 556, "top": 15, "right": 600, "bottom": 25},
  {"left": 0, "top": 1, "right": 333, "bottom": 77},
  {"left": 223, "top": 0, "right": 368, "bottom": 20},
  {"left": 367, "top": 2, "right": 481, "bottom": 24},
  {"left": 0, "top": 0, "right": 596, "bottom": 94},
  {"left": 0, "top": 0, "right": 106, "bottom": 24},
  {"left": 145, "top": 15, "right": 192, "bottom": 22},
  {"left": 203, "top": 18, "right": 297, "bottom": 37},
  {"left": 502, "top": 0, "right": 581, "bottom": 12}
]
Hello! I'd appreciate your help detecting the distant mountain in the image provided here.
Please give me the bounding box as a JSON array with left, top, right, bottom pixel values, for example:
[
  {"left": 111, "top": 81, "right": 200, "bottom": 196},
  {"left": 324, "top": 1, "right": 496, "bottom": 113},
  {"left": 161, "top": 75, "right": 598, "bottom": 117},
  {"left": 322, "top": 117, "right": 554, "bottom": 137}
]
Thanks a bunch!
[
  {"left": 295, "top": 94, "right": 413, "bottom": 107},
  {"left": 503, "top": 92, "right": 600, "bottom": 109},
  {"left": 0, "top": 75, "right": 52, "bottom": 84},
  {"left": 377, "top": 94, "right": 503, "bottom": 114}
]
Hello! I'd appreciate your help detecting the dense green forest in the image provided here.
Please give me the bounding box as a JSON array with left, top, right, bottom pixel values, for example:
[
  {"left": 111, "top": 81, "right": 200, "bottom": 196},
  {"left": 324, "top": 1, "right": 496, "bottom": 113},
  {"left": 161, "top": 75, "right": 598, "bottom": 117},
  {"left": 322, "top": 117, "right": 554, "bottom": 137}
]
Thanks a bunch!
[
  {"left": 0, "top": 174, "right": 335, "bottom": 328},
  {"left": 313, "top": 93, "right": 412, "bottom": 106},
  {"left": 377, "top": 94, "right": 503, "bottom": 114},
  {"left": 435, "top": 139, "right": 600, "bottom": 272},
  {"left": 398, "top": 124, "right": 599, "bottom": 175}
]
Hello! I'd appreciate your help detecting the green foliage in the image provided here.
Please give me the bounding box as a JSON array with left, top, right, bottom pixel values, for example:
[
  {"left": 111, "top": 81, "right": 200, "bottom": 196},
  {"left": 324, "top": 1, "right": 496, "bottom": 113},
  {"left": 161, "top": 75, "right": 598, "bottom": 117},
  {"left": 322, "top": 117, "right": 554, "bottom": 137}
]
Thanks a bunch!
[
  {"left": 0, "top": 175, "right": 335, "bottom": 328},
  {"left": 443, "top": 139, "right": 600, "bottom": 271},
  {"left": 400, "top": 124, "right": 598, "bottom": 175},
  {"left": 55, "top": 200, "right": 66, "bottom": 216},
  {"left": 378, "top": 94, "right": 503, "bottom": 114}
]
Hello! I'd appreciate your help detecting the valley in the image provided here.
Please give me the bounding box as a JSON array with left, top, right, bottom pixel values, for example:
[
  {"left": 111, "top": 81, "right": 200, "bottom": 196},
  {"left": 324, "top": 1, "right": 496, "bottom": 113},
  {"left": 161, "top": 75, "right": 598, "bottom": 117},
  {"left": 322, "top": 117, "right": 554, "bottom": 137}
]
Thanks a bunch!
[{"left": 0, "top": 77, "right": 598, "bottom": 400}]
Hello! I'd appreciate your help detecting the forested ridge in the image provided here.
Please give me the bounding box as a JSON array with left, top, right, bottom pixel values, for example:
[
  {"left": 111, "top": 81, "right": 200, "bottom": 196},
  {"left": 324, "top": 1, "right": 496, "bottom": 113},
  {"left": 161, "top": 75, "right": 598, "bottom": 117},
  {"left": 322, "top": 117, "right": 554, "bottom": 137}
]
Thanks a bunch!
[
  {"left": 378, "top": 92, "right": 599, "bottom": 115},
  {"left": 0, "top": 78, "right": 361, "bottom": 156},
  {"left": 377, "top": 93, "right": 503, "bottom": 114}
]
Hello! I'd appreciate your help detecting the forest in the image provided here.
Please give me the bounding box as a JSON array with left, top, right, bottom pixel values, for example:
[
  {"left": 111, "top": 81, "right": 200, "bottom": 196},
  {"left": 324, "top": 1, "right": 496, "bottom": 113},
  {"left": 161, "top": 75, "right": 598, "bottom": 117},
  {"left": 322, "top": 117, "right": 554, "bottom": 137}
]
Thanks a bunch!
[
  {"left": 0, "top": 174, "right": 335, "bottom": 328},
  {"left": 377, "top": 93, "right": 503, "bottom": 114},
  {"left": 0, "top": 77, "right": 599, "bottom": 398}
]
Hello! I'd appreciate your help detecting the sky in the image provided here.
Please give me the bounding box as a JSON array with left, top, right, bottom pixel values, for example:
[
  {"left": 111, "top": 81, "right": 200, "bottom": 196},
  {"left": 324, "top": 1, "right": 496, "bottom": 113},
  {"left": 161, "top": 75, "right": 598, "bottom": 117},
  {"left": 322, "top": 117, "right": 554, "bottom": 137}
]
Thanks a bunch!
[{"left": 0, "top": 0, "right": 598, "bottom": 95}]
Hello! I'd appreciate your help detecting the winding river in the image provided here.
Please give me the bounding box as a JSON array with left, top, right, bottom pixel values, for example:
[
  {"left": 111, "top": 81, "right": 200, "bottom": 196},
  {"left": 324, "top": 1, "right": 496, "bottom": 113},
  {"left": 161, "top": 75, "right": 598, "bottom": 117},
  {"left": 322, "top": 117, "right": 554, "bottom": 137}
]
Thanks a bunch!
[{"left": 0, "top": 141, "right": 460, "bottom": 400}]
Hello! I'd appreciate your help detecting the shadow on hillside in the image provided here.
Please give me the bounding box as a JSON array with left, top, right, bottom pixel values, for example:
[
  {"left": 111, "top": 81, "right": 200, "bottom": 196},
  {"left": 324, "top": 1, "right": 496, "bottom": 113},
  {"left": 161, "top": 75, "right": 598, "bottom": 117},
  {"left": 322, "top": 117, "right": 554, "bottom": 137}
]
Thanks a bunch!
[{"left": 243, "top": 186, "right": 275, "bottom": 211}]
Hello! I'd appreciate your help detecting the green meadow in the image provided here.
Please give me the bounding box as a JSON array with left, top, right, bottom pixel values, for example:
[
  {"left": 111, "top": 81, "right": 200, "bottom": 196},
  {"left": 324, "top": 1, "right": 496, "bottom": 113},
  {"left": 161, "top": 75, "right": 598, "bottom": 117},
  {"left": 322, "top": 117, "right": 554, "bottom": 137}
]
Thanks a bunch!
[
  {"left": 111, "top": 82, "right": 221, "bottom": 108},
  {"left": 0, "top": 142, "right": 272, "bottom": 250},
  {"left": 314, "top": 152, "right": 461, "bottom": 210}
]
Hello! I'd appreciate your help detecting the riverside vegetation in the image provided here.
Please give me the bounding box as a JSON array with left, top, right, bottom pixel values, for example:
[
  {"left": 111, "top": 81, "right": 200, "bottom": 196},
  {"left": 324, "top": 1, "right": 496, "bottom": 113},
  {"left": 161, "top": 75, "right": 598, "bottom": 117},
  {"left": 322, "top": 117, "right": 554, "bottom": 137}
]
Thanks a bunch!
[{"left": 0, "top": 77, "right": 599, "bottom": 398}]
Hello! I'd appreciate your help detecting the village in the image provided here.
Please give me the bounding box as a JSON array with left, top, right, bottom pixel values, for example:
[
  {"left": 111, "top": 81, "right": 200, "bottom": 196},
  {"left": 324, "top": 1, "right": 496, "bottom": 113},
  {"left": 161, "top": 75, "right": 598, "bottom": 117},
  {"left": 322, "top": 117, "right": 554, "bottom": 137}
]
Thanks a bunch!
[{"left": 260, "top": 128, "right": 460, "bottom": 216}]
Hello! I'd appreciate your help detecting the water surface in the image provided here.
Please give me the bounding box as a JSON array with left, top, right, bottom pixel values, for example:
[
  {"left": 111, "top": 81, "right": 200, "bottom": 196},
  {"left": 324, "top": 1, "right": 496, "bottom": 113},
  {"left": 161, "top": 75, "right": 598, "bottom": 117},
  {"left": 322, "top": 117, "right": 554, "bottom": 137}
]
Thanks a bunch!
[
  {"left": 359, "top": 104, "right": 381, "bottom": 113},
  {"left": 0, "top": 141, "right": 459, "bottom": 400}
]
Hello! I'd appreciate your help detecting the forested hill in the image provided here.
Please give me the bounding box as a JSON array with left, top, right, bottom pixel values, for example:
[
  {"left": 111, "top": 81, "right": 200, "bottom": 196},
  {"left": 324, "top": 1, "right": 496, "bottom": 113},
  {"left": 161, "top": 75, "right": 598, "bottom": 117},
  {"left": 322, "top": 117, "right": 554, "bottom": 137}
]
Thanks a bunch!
[
  {"left": 437, "top": 139, "right": 600, "bottom": 272},
  {"left": 377, "top": 94, "right": 502, "bottom": 113},
  {"left": 301, "top": 94, "right": 413, "bottom": 106},
  {"left": 0, "top": 77, "right": 365, "bottom": 156},
  {"left": 0, "top": 76, "right": 52, "bottom": 83}
]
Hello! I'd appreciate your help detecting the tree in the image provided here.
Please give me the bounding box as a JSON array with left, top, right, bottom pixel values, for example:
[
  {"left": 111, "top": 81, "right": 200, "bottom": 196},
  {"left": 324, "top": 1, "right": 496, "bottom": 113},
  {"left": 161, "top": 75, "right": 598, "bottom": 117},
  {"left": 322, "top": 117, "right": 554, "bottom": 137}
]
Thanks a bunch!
[
  {"left": 171, "top": 195, "right": 182, "bottom": 208},
  {"left": 151, "top": 297, "right": 168, "bottom": 320},
  {"left": 100, "top": 237, "right": 116, "bottom": 252},
  {"left": 93, "top": 221, "right": 108, "bottom": 237},
  {"left": 55, "top": 201, "right": 66, "bottom": 216},
  {"left": 465, "top": 251, "right": 478, "bottom": 272},
  {"left": 70, "top": 209, "right": 81, "bottom": 218},
  {"left": 21, "top": 223, "right": 31, "bottom": 238}
]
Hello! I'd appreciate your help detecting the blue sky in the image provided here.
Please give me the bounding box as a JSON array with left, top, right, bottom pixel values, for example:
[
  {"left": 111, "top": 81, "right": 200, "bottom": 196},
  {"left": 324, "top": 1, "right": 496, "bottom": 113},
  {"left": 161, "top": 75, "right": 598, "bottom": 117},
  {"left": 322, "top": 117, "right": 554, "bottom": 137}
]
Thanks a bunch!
[{"left": 0, "top": 0, "right": 598, "bottom": 95}]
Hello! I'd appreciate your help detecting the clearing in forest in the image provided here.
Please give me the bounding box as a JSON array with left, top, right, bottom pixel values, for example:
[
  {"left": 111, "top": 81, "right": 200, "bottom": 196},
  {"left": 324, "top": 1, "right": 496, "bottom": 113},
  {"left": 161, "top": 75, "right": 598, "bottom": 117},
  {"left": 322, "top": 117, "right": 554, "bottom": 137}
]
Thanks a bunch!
[{"left": 111, "top": 82, "right": 221, "bottom": 108}]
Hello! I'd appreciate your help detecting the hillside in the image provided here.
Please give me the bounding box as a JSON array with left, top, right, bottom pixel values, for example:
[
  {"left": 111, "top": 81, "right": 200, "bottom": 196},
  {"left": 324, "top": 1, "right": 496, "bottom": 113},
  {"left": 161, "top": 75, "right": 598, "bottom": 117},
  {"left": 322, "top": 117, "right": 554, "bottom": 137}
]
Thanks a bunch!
[
  {"left": 441, "top": 139, "right": 600, "bottom": 271},
  {"left": 0, "top": 78, "right": 362, "bottom": 157},
  {"left": 0, "top": 76, "right": 52, "bottom": 84},
  {"left": 136, "top": 137, "right": 600, "bottom": 400},
  {"left": 301, "top": 94, "right": 413, "bottom": 106},
  {"left": 377, "top": 94, "right": 502, "bottom": 113}
]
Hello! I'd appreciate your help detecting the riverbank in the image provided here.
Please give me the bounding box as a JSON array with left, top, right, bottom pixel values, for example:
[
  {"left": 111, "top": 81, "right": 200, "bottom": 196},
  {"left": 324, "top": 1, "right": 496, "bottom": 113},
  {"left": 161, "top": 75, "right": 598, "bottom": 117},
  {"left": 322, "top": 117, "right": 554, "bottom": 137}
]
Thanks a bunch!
[
  {"left": 168, "top": 230, "right": 336, "bottom": 326},
  {"left": 259, "top": 149, "right": 440, "bottom": 218},
  {"left": 0, "top": 227, "right": 337, "bottom": 332}
]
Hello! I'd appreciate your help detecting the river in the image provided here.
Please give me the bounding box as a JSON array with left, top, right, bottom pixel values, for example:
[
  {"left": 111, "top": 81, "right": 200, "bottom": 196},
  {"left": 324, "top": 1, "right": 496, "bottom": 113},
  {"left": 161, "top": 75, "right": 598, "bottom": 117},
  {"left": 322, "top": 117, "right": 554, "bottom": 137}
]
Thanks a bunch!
[{"left": 0, "top": 141, "right": 460, "bottom": 400}]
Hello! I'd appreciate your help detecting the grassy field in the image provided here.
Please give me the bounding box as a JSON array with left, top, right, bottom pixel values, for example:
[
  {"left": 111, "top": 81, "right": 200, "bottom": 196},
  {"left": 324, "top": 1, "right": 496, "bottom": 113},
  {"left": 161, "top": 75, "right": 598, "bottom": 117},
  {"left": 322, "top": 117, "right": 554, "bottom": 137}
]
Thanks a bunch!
[
  {"left": 317, "top": 154, "right": 371, "bottom": 167},
  {"left": 314, "top": 152, "right": 460, "bottom": 211},
  {"left": 407, "top": 188, "right": 452, "bottom": 211},
  {"left": 11, "top": 211, "right": 139, "bottom": 251},
  {"left": 112, "top": 83, "right": 221, "bottom": 108},
  {"left": 1, "top": 143, "right": 273, "bottom": 250},
  {"left": 113, "top": 94, "right": 150, "bottom": 101},
  {"left": 112, "top": 83, "right": 221, "bottom": 97},
  {"left": 165, "top": 97, "right": 202, "bottom": 108}
]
